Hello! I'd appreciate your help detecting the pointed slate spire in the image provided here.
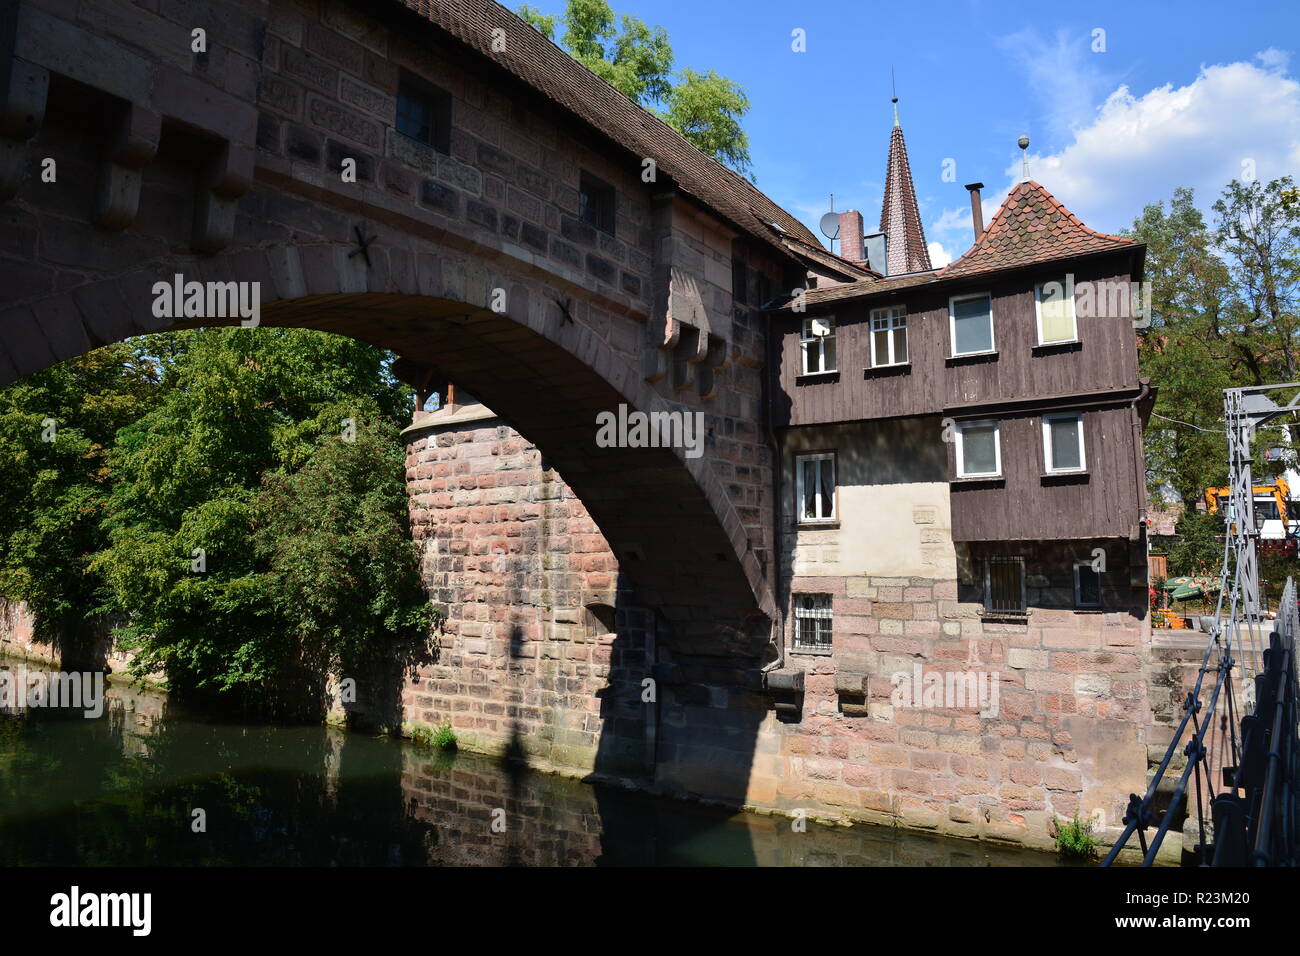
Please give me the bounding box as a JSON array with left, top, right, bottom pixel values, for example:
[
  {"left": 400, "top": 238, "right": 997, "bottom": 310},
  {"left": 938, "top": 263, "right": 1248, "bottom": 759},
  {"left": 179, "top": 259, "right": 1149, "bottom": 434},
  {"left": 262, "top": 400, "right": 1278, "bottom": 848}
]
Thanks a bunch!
[{"left": 879, "top": 100, "right": 931, "bottom": 275}]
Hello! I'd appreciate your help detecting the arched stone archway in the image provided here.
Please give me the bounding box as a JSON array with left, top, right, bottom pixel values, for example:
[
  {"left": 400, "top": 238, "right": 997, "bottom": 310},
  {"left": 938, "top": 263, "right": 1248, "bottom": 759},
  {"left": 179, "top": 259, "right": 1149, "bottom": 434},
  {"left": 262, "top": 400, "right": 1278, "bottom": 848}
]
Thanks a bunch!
[{"left": 0, "top": 251, "right": 771, "bottom": 655}]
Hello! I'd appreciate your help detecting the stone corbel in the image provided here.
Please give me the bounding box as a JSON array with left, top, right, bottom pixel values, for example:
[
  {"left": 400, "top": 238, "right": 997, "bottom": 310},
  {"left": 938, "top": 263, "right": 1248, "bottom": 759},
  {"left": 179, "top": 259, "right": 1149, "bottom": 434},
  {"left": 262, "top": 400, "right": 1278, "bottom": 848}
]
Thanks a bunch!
[
  {"left": 0, "top": 56, "right": 48, "bottom": 199},
  {"left": 695, "top": 333, "right": 729, "bottom": 400},
  {"left": 834, "top": 671, "right": 870, "bottom": 717},
  {"left": 193, "top": 139, "right": 253, "bottom": 254},
  {"left": 97, "top": 104, "right": 160, "bottom": 231},
  {"left": 670, "top": 323, "right": 707, "bottom": 392},
  {"left": 762, "top": 666, "right": 804, "bottom": 721},
  {"left": 642, "top": 312, "right": 680, "bottom": 383}
]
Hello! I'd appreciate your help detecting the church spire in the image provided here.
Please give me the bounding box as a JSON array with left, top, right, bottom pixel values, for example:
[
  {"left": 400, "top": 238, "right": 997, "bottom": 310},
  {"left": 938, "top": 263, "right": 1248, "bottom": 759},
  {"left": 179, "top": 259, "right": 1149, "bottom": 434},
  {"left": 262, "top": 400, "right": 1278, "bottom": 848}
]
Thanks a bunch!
[{"left": 879, "top": 102, "right": 931, "bottom": 275}]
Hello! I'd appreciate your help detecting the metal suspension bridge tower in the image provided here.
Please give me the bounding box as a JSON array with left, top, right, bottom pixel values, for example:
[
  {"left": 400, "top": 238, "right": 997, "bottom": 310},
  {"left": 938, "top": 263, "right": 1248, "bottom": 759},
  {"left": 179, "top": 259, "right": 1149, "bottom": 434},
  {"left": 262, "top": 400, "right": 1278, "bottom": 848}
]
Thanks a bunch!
[{"left": 1103, "top": 384, "right": 1300, "bottom": 866}]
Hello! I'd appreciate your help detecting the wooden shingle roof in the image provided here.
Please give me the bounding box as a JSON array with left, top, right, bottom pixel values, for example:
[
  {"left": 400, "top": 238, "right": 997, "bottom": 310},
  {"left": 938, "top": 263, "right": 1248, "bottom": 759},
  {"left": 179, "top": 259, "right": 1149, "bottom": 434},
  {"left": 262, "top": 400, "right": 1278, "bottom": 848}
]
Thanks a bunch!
[{"left": 390, "top": 0, "right": 818, "bottom": 251}]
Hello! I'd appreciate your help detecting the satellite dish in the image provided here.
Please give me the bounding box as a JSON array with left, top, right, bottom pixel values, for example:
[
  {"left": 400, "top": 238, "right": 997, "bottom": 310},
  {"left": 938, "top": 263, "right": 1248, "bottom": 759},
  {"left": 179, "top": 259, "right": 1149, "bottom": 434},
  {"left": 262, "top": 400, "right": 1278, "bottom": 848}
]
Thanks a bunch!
[
  {"left": 810, "top": 317, "right": 832, "bottom": 337},
  {"left": 819, "top": 212, "right": 840, "bottom": 240}
]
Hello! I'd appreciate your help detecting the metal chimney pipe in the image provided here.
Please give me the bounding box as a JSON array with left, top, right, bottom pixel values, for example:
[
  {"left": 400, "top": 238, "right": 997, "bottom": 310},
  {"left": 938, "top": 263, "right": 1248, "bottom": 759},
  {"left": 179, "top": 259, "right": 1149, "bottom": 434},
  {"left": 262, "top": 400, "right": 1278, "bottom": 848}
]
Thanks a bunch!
[{"left": 964, "top": 182, "right": 985, "bottom": 241}]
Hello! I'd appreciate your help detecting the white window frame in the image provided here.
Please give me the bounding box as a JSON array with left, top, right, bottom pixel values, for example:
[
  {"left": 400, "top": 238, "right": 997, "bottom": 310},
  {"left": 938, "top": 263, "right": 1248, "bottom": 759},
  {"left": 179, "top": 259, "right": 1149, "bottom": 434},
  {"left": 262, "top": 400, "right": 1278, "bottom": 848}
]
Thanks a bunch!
[
  {"left": 1034, "top": 279, "right": 1078, "bottom": 345},
  {"left": 794, "top": 451, "right": 837, "bottom": 524},
  {"left": 948, "top": 292, "right": 995, "bottom": 357},
  {"left": 869, "top": 306, "right": 908, "bottom": 367},
  {"left": 793, "top": 593, "right": 833, "bottom": 651},
  {"left": 1073, "top": 561, "right": 1102, "bottom": 609},
  {"left": 954, "top": 419, "right": 1001, "bottom": 479},
  {"left": 1042, "top": 412, "right": 1086, "bottom": 474},
  {"left": 800, "top": 315, "right": 837, "bottom": 374}
]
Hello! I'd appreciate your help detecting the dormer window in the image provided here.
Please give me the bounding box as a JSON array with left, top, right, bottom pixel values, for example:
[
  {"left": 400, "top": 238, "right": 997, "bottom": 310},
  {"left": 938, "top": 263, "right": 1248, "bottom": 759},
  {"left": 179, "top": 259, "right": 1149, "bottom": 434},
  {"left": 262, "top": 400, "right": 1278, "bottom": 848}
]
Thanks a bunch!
[
  {"left": 1036, "top": 279, "right": 1078, "bottom": 344},
  {"left": 800, "top": 316, "right": 837, "bottom": 374}
]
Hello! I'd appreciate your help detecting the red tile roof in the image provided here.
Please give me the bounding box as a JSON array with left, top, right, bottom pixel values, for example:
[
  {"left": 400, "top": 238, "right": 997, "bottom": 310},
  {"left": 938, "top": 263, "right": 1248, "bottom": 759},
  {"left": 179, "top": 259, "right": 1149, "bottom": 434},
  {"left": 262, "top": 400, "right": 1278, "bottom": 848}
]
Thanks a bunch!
[
  {"left": 390, "top": 0, "right": 818, "bottom": 251},
  {"left": 777, "top": 180, "right": 1142, "bottom": 311},
  {"left": 937, "top": 180, "right": 1137, "bottom": 279}
]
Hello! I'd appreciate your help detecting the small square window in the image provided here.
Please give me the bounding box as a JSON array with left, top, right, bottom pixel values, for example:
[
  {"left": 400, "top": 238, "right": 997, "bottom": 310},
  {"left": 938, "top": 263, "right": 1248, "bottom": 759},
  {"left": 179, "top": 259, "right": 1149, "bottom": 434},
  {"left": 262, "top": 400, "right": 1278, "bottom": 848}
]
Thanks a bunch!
[
  {"left": 955, "top": 420, "right": 1000, "bottom": 478},
  {"left": 800, "top": 316, "right": 837, "bottom": 374},
  {"left": 950, "top": 293, "right": 994, "bottom": 356},
  {"left": 870, "top": 306, "right": 908, "bottom": 367},
  {"left": 1074, "top": 561, "right": 1102, "bottom": 608},
  {"left": 1036, "top": 279, "right": 1078, "bottom": 344},
  {"left": 396, "top": 74, "right": 452, "bottom": 154},
  {"left": 984, "top": 557, "right": 1026, "bottom": 615},
  {"left": 1043, "top": 413, "right": 1086, "bottom": 473},
  {"left": 579, "top": 171, "right": 616, "bottom": 235},
  {"left": 795, "top": 452, "right": 836, "bottom": 523},
  {"left": 793, "top": 593, "right": 833, "bottom": 650}
]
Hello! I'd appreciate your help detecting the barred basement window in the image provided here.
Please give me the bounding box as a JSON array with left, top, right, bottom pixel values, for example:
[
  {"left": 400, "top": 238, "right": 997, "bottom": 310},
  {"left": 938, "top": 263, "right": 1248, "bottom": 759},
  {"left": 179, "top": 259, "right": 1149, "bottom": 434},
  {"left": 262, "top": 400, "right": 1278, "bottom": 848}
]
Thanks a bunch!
[
  {"left": 1074, "top": 561, "right": 1102, "bottom": 608},
  {"left": 794, "top": 593, "right": 833, "bottom": 650},
  {"left": 984, "top": 556, "right": 1026, "bottom": 615}
]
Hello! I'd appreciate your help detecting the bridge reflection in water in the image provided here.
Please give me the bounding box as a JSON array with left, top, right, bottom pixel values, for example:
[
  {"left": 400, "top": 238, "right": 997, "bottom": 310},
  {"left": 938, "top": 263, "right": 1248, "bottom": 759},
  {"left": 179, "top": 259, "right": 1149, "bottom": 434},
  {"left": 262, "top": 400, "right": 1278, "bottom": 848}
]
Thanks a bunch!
[{"left": 0, "top": 660, "right": 1061, "bottom": 867}]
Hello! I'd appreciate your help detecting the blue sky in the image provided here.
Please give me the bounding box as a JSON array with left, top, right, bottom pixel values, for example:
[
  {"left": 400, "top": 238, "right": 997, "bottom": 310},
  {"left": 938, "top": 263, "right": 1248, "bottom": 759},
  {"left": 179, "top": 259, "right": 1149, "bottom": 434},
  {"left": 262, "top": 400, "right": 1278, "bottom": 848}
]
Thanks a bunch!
[{"left": 519, "top": 0, "right": 1300, "bottom": 264}]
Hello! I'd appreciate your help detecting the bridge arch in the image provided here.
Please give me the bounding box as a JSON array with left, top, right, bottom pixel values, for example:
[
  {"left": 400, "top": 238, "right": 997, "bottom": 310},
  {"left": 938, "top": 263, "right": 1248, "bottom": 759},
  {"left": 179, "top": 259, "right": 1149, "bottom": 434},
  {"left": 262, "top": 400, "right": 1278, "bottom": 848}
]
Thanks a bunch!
[{"left": 0, "top": 237, "right": 773, "bottom": 654}]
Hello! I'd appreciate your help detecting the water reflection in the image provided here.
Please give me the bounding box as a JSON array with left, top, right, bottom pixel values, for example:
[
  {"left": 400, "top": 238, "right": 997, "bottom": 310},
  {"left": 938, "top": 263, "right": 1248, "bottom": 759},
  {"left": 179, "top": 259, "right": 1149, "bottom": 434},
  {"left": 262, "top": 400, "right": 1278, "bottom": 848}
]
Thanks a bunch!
[{"left": 0, "top": 659, "right": 1060, "bottom": 867}]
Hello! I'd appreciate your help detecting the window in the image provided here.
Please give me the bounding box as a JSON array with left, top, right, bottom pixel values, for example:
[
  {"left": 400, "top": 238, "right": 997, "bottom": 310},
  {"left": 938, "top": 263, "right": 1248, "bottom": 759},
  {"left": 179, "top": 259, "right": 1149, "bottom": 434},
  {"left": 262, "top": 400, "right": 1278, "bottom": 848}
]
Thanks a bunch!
[
  {"left": 800, "top": 316, "right": 837, "bottom": 374},
  {"left": 1035, "top": 279, "right": 1077, "bottom": 344},
  {"left": 1043, "top": 413, "right": 1086, "bottom": 473},
  {"left": 949, "top": 293, "right": 994, "bottom": 356},
  {"left": 984, "top": 557, "right": 1026, "bottom": 615},
  {"left": 579, "top": 171, "right": 616, "bottom": 235},
  {"left": 870, "top": 306, "right": 908, "bottom": 367},
  {"left": 732, "top": 258, "right": 749, "bottom": 306},
  {"left": 795, "top": 452, "right": 836, "bottom": 523},
  {"left": 1074, "top": 562, "right": 1102, "bottom": 608},
  {"left": 954, "top": 420, "right": 1001, "bottom": 478},
  {"left": 793, "top": 593, "right": 833, "bottom": 650},
  {"left": 396, "top": 74, "right": 451, "bottom": 154}
]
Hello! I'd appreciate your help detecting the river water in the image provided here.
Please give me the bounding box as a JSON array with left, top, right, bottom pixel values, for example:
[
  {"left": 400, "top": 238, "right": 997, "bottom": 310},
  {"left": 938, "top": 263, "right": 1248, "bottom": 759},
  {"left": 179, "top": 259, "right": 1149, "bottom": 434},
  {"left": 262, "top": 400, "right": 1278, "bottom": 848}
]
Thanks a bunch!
[{"left": 0, "top": 658, "right": 1063, "bottom": 866}]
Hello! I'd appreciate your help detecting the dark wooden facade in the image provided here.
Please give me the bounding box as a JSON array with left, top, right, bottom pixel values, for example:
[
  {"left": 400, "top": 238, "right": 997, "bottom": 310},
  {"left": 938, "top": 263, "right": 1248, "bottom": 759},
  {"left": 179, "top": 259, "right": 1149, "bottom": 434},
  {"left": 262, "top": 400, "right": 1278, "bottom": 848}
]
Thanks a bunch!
[{"left": 770, "top": 249, "right": 1151, "bottom": 542}]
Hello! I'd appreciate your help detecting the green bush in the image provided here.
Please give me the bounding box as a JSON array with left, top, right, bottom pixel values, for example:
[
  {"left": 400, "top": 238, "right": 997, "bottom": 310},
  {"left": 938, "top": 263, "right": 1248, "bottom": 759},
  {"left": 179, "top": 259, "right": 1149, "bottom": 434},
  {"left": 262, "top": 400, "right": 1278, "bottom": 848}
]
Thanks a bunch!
[
  {"left": 1054, "top": 814, "right": 1099, "bottom": 860},
  {"left": 432, "top": 724, "right": 458, "bottom": 751}
]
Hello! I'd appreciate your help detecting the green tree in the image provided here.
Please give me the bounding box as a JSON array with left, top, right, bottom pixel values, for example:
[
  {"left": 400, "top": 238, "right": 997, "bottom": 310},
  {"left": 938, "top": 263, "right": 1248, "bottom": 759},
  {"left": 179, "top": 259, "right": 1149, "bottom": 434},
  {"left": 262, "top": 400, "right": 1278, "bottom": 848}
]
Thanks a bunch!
[
  {"left": 0, "top": 344, "right": 162, "bottom": 663},
  {"left": 1127, "top": 187, "right": 1234, "bottom": 505},
  {"left": 90, "top": 328, "right": 429, "bottom": 714},
  {"left": 1211, "top": 176, "right": 1300, "bottom": 383},
  {"left": 516, "top": 0, "right": 753, "bottom": 176}
]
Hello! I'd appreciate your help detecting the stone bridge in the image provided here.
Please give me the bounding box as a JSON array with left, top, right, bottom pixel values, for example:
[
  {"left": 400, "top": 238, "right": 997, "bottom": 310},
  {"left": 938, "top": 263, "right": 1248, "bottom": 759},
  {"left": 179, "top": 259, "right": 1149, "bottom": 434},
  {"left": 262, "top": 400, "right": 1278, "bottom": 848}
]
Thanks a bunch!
[{"left": 0, "top": 0, "right": 801, "bottom": 661}]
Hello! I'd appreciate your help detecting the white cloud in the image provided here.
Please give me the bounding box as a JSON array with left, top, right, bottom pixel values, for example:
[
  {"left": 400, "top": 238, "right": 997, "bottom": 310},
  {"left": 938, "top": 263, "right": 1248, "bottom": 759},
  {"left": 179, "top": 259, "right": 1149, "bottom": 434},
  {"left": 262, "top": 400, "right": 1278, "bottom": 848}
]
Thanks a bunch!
[
  {"left": 1005, "top": 52, "right": 1300, "bottom": 234},
  {"left": 926, "top": 241, "right": 953, "bottom": 268}
]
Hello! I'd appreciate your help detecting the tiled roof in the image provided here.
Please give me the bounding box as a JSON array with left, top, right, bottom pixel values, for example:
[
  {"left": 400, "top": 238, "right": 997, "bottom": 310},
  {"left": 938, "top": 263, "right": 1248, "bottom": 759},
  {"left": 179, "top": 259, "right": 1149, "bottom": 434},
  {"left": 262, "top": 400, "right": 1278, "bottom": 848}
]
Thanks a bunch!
[
  {"left": 776, "top": 271, "right": 939, "bottom": 311},
  {"left": 777, "top": 180, "right": 1141, "bottom": 311},
  {"left": 391, "top": 0, "right": 819, "bottom": 251},
  {"left": 777, "top": 233, "right": 879, "bottom": 281},
  {"left": 938, "top": 180, "right": 1137, "bottom": 279},
  {"left": 880, "top": 123, "right": 931, "bottom": 274}
]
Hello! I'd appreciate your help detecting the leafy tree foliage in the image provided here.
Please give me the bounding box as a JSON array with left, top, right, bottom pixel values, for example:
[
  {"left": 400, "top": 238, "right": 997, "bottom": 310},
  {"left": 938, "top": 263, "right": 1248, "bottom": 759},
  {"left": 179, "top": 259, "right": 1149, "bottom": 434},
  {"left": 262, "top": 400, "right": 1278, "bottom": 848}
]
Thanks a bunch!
[
  {"left": 516, "top": 0, "right": 753, "bottom": 176},
  {"left": 0, "top": 344, "right": 161, "bottom": 661},
  {"left": 1129, "top": 176, "right": 1300, "bottom": 510},
  {"left": 89, "top": 328, "right": 429, "bottom": 712},
  {"left": 0, "top": 327, "right": 433, "bottom": 717}
]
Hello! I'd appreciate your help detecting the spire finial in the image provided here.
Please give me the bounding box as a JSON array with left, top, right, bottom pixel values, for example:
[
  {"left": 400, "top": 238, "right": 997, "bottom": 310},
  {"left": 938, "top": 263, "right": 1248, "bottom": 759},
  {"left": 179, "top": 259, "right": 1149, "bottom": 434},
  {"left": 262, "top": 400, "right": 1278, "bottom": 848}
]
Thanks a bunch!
[
  {"left": 891, "top": 68, "right": 899, "bottom": 127},
  {"left": 1018, "top": 135, "right": 1031, "bottom": 181}
]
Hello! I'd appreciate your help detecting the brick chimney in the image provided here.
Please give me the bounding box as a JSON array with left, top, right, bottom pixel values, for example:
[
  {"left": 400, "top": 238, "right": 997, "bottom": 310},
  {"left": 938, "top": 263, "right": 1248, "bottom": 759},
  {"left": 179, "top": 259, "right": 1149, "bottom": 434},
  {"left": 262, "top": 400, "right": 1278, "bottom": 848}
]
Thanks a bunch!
[
  {"left": 965, "top": 182, "right": 985, "bottom": 242},
  {"left": 838, "top": 209, "right": 864, "bottom": 261}
]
